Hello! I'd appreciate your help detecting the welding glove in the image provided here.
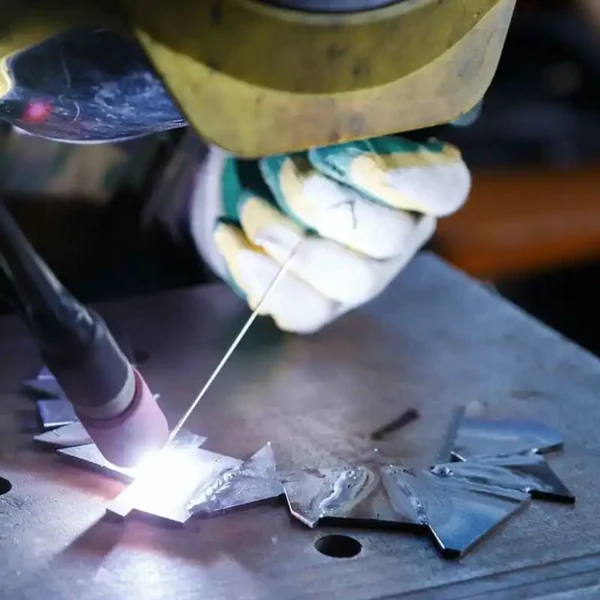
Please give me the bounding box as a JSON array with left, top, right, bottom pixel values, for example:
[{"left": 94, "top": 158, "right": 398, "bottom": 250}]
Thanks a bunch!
[{"left": 189, "top": 136, "right": 470, "bottom": 334}]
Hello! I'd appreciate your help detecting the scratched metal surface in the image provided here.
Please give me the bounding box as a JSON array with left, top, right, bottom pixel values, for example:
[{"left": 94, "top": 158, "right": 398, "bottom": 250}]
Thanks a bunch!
[{"left": 1, "top": 252, "right": 600, "bottom": 600}]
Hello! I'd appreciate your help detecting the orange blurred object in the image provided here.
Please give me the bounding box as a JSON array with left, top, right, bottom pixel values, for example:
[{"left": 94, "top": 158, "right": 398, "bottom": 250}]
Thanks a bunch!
[{"left": 435, "top": 166, "right": 600, "bottom": 279}]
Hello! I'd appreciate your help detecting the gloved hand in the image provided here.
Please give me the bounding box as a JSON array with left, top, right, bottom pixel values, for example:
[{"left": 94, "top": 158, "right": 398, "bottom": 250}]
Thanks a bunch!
[{"left": 189, "top": 136, "right": 470, "bottom": 334}]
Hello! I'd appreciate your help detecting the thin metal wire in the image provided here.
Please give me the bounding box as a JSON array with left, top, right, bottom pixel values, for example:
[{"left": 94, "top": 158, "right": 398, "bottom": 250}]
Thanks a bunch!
[{"left": 169, "top": 243, "right": 301, "bottom": 442}]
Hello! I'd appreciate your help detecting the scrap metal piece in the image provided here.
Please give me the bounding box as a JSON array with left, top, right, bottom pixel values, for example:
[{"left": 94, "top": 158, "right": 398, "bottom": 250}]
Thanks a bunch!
[
  {"left": 106, "top": 439, "right": 240, "bottom": 525},
  {"left": 436, "top": 406, "right": 467, "bottom": 463},
  {"left": 450, "top": 416, "right": 564, "bottom": 461},
  {"left": 187, "top": 443, "right": 284, "bottom": 517},
  {"left": 37, "top": 398, "right": 78, "bottom": 429},
  {"left": 369, "top": 408, "right": 420, "bottom": 441},
  {"left": 283, "top": 464, "right": 529, "bottom": 558},
  {"left": 34, "top": 422, "right": 91, "bottom": 448},
  {"left": 433, "top": 455, "right": 575, "bottom": 504}
]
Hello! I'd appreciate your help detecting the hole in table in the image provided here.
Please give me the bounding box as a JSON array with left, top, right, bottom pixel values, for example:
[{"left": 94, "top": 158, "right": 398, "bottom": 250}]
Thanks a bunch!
[
  {"left": 315, "top": 535, "right": 362, "bottom": 559},
  {"left": 0, "top": 477, "right": 12, "bottom": 496}
]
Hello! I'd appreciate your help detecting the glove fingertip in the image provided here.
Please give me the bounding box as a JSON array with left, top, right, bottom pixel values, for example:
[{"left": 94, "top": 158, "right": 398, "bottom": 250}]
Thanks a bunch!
[
  {"left": 236, "top": 189, "right": 258, "bottom": 215},
  {"left": 212, "top": 220, "right": 252, "bottom": 301}
]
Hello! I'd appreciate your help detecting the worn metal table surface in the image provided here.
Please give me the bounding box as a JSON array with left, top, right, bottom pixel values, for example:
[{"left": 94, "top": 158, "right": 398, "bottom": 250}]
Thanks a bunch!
[{"left": 1, "top": 253, "right": 600, "bottom": 600}]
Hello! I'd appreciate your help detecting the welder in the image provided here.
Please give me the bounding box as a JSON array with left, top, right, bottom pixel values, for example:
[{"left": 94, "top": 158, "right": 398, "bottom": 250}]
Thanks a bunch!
[{"left": 0, "top": 1, "right": 516, "bottom": 464}]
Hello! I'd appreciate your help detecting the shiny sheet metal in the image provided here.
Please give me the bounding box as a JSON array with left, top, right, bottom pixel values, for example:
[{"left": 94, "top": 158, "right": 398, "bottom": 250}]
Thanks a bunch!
[
  {"left": 23, "top": 378, "right": 64, "bottom": 399},
  {"left": 36, "top": 399, "right": 78, "bottom": 429},
  {"left": 106, "top": 439, "right": 241, "bottom": 524},
  {"left": 187, "top": 443, "right": 284, "bottom": 517},
  {"left": 23, "top": 367, "right": 79, "bottom": 429},
  {"left": 283, "top": 464, "right": 530, "bottom": 558},
  {"left": 34, "top": 422, "right": 91, "bottom": 449},
  {"left": 57, "top": 430, "right": 208, "bottom": 485},
  {"left": 23, "top": 367, "right": 64, "bottom": 398},
  {"left": 451, "top": 416, "right": 564, "bottom": 461},
  {"left": 282, "top": 466, "right": 422, "bottom": 530},
  {"left": 36, "top": 366, "right": 54, "bottom": 380},
  {"left": 402, "top": 467, "right": 530, "bottom": 558},
  {"left": 434, "top": 455, "right": 575, "bottom": 503},
  {"left": 57, "top": 443, "right": 137, "bottom": 483}
]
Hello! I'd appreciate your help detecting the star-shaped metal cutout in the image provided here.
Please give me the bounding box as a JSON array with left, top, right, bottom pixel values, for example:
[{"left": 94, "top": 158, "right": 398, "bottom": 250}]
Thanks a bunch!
[
  {"left": 28, "top": 377, "right": 575, "bottom": 559},
  {"left": 281, "top": 463, "right": 531, "bottom": 558},
  {"left": 106, "top": 443, "right": 285, "bottom": 526},
  {"left": 449, "top": 414, "right": 564, "bottom": 461},
  {"left": 35, "top": 422, "right": 91, "bottom": 449},
  {"left": 56, "top": 430, "right": 207, "bottom": 484},
  {"left": 187, "top": 443, "right": 284, "bottom": 518},
  {"left": 433, "top": 454, "right": 574, "bottom": 504},
  {"left": 106, "top": 437, "right": 242, "bottom": 525},
  {"left": 281, "top": 411, "right": 573, "bottom": 558}
]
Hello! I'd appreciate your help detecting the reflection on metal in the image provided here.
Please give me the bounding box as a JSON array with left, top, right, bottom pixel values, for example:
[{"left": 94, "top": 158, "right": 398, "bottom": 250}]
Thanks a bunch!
[
  {"left": 450, "top": 416, "right": 564, "bottom": 461},
  {"left": 23, "top": 377, "right": 64, "bottom": 399},
  {"left": 282, "top": 466, "right": 419, "bottom": 529},
  {"left": 436, "top": 406, "right": 466, "bottom": 464},
  {"left": 57, "top": 430, "right": 208, "bottom": 485},
  {"left": 24, "top": 367, "right": 79, "bottom": 429},
  {"left": 57, "top": 443, "right": 137, "bottom": 483},
  {"left": 37, "top": 399, "right": 78, "bottom": 429},
  {"left": 282, "top": 464, "right": 529, "bottom": 558},
  {"left": 408, "top": 466, "right": 529, "bottom": 558},
  {"left": 433, "top": 455, "right": 575, "bottom": 504},
  {"left": 106, "top": 437, "right": 240, "bottom": 525},
  {"left": 36, "top": 367, "right": 54, "bottom": 380},
  {"left": 187, "top": 443, "right": 284, "bottom": 517},
  {"left": 34, "top": 422, "right": 91, "bottom": 449},
  {"left": 30, "top": 384, "right": 573, "bottom": 559}
]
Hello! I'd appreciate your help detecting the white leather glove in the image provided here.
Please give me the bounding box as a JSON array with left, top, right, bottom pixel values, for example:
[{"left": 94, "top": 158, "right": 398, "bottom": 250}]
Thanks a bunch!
[{"left": 189, "top": 136, "right": 470, "bottom": 334}]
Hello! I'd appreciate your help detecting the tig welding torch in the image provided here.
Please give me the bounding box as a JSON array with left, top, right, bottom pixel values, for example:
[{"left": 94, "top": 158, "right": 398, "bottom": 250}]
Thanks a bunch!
[{"left": 0, "top": 200, "right": 168, "bottom": 466}]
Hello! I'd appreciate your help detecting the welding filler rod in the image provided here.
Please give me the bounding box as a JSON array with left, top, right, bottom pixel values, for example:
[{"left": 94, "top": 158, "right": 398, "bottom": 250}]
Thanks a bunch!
[{"left": 169, "top": 243, "right": 302, "bottom": 441}]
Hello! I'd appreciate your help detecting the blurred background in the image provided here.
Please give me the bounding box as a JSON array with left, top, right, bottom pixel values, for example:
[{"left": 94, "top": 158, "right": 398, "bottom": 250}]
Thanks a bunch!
[{"left": 1, "top": 0, "right": 600, "bottom": 354}]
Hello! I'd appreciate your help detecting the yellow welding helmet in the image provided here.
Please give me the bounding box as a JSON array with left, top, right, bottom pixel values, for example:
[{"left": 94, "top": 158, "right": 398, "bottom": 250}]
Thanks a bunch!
[{"left": 0, "top": 0, "right": 515, "bottom": 157}]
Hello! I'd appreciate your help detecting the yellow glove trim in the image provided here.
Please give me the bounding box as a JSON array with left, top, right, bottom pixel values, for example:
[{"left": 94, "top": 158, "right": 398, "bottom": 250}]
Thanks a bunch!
[
  {"left": 238, "top": 194, "right": 303, "bottom": 244},
  {"left": 213, "top": 221, "right": 268, "bottom": 313},
  {"left": 347, "top": 144, "right": 465, "bottom": 213}
]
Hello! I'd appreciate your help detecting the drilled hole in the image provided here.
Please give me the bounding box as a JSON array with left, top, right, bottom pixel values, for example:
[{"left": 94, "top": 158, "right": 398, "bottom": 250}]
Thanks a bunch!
[
  {"left": 0, "top": 477, "right": 12, "bottom": 496},
  {"left": 315, "top": 535, "right": 362, "bottom": 559}
]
